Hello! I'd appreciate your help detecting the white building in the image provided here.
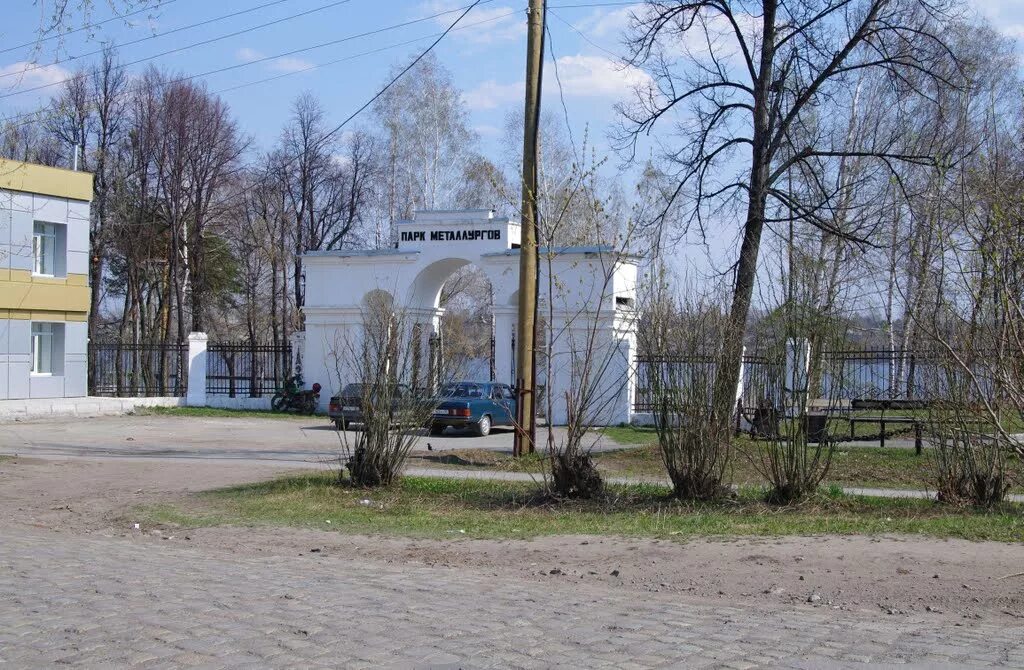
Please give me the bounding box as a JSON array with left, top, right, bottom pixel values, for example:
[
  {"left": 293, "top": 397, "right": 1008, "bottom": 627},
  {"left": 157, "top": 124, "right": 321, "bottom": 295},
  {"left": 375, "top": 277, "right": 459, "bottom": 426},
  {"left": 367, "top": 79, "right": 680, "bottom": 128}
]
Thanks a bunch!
[
  {"left": 301, "top": 209, "right": 639, "bottom": 425},
  {"left": 0, "top": 159, "right": 92, "bottom": 401}
]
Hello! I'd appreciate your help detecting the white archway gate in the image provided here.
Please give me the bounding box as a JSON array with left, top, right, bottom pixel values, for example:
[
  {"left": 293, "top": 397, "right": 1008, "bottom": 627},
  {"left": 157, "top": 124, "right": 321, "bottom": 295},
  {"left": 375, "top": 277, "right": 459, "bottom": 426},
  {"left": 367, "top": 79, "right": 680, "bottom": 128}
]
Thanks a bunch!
[{"left": 301, "top": 209, "right": 639, "bottom": 425}]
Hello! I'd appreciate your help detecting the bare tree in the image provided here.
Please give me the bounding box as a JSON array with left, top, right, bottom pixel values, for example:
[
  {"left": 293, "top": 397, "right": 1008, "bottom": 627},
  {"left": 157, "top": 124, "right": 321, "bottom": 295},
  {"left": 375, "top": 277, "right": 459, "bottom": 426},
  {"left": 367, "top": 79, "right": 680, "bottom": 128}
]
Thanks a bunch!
[
  {"left": 278, "top": 94, "right": 367, "bottom": 315},
  {"left": 371, "top": 53, "right": 479, "bottom": 243},
  {"left": 620, "top": 0, "right": 959, "bottom": 434},
  {"left": 328, "top": 292, "right": 467, "bottom": 487}
]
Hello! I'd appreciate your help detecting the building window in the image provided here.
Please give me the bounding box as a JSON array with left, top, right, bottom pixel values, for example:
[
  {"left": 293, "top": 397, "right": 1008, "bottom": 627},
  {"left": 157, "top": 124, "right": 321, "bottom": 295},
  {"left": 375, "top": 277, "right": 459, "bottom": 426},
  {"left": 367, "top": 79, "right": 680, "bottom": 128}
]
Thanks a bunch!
[
  {"left": 33, "top": 221, "right": 66, "bottom": 277},
  {"left": 31, "top": 323, "right": 64, "bottom": 375}
]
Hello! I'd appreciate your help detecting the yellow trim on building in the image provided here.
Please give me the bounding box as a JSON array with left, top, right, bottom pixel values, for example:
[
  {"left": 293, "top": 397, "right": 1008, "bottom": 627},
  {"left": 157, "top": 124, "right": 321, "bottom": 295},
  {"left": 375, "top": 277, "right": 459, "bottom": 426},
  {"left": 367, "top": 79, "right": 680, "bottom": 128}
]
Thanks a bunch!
[
  {"left": 0, "top": 158, "right": 93, "bottom": 202},
  {"left": 0, "top": 309, "right": 87, "bottom": 322},
  {"left": 0, "top": 270, "right": 90, "bottom": 315}
]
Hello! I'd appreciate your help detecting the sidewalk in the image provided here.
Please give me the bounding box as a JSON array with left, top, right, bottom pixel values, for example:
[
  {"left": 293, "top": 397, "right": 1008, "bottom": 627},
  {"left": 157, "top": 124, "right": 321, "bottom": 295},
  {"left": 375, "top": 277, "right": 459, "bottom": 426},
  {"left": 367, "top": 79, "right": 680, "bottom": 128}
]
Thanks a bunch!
[{"left": 0, "top": 396, "right": 182, "bottom": 422}]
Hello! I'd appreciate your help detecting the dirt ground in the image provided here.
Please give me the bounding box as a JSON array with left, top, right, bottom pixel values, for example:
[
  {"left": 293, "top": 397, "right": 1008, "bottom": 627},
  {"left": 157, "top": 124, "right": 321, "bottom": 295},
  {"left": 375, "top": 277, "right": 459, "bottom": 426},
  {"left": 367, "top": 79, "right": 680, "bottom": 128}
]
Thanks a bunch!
[{"left": 2, "top": 454, "right": 1023, "bottom": 627}]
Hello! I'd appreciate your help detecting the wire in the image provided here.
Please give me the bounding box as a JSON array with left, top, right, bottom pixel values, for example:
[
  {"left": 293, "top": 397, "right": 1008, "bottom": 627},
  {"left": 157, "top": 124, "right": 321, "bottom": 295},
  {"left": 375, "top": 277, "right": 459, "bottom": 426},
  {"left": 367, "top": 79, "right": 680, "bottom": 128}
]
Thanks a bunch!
[
  {"left": 205, "top": 0, "right": 485, "bottom": 213},
  {"left": 546, "top": 21, "right": 579, "bottom": 164},
  {"left": 2, "top": 0, "right": 624, "bottom": 128},
  {"left": 216, "top": 9, "right": 518, "bottom": 95},
  {"left": 0, "top": 0, "right": 182, "bottom": 57},
  {"left": 548, "top": 8, "right": 620, "bottom": 59},
  {"left": 0, "top": 0, "right": 358, "bottom": 100},
  {"left": 1, "top": 0, "right": 298, "bottom": 83},
  {"left": 0, "top": 0, "right": 502, "bottom": 127},
  {"left": 150, "top": 1, "right": 502, "bottom": 96}
]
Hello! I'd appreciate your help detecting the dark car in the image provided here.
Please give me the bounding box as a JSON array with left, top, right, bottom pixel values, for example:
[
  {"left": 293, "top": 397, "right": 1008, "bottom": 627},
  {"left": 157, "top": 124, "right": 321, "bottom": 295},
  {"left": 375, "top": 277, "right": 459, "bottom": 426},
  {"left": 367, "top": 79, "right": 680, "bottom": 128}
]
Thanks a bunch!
[
  {"left": 430, "top": 381, "right": 516, "bottom": 437},
  {"left": 328, "top": 383, "right": 412, "bottom": 430}
]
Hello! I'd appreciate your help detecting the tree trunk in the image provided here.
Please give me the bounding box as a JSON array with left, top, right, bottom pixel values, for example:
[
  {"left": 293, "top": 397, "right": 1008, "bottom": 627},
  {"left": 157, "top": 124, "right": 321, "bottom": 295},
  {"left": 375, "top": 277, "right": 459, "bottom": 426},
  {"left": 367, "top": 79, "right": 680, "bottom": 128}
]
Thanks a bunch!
[{"left": 712, "top": 0, "right": 777, "bottom": 429}]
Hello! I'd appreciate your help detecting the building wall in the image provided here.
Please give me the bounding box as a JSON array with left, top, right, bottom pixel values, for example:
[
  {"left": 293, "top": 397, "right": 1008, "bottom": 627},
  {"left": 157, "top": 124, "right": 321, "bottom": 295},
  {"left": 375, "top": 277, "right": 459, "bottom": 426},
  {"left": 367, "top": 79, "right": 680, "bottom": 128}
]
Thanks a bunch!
[{"left": 0, "top": 161, "right": 93, "bottom": 400}]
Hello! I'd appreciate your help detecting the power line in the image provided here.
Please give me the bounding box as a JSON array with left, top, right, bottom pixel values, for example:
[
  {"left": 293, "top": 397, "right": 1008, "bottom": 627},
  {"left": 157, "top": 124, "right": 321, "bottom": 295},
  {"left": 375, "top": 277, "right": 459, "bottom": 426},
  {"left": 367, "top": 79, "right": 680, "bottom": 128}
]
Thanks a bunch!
[
  {"left": 216, "top": 10, "right": 519, "bottom": 95},
  {"left": 0, "top": 0, "right": 357, "bottom": 100},
  {"left": 0, "top": 0, "right": 502, "bottom": 127},
  {"left": 316, "top": 1, "right": 484, "bottom": 151},
  {"left": 0, "top": 0, "right": 182, "bottom": 57},
  {"left": 547, "top": 8, "right": 620, "bottom": 59},
  {"left": 187, "top": 0, "right": 486, "bottom": 218},
  {"left": 1, "top": 0, "right": 623, "bottom": 129},
  {"left": 154, "top": 1, "right": 502, "bottom": 96},
  {"left": 0, "top": 0, "right": 298, "bottom": 83}
]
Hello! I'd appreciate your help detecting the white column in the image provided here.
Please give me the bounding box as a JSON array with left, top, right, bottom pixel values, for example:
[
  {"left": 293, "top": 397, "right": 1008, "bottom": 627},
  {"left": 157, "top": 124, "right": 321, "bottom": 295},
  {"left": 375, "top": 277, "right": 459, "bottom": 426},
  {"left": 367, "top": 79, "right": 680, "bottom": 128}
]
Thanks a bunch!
[
  {"left": 737, "top": 345, "right": 747, "bottom": 407},
  {"left": 546, "top": 315, "right": 572, "bottom": 426},
  {"left": 186, "top": 332, "right": 208, "bottom": 407},
  {"left": 492, "top": 307, "right": 516, "bottom": 385},
  {"left": 785, "top": 338, "right": 811, "bottom": 393},
  {"left": 617, "top": 334, "right": 637, "bottom": 426}
]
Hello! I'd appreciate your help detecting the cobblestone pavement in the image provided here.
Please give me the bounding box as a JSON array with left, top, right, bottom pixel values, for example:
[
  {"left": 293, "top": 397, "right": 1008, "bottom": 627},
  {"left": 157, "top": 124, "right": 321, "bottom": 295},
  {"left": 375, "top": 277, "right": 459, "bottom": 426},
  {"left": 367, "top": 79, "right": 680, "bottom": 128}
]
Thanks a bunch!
[{"left": 2, "top": 527, "right": 1023, "bottom": 669}]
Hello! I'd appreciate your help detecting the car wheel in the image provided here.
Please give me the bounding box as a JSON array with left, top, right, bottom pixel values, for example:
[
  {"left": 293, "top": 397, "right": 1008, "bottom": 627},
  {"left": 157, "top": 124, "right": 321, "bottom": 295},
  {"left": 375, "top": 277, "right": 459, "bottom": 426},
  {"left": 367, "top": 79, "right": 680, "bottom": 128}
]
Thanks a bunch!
[
  {"left": 474, "top": 415, "right": 492, "bottom": 437},
  {"left": 429, "top": 423, "right": 445, "bottom": 436},
  {"left": 334, "top": 419, "right": 348, "bottom": 431}
]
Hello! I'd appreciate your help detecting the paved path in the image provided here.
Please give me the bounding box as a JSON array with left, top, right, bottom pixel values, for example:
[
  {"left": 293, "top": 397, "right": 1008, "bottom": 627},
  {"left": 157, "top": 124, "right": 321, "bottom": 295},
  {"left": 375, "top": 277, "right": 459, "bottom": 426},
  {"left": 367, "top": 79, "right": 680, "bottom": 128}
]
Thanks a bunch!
[
  {"left": 1, "top": 526, "right": 1022, "bottom": 669},
  {"left": 0, "top": 414, "right": 619, "bottom": 459},
  {"left": 2, "top": 412, "right": 1016, "bottom": 502}
]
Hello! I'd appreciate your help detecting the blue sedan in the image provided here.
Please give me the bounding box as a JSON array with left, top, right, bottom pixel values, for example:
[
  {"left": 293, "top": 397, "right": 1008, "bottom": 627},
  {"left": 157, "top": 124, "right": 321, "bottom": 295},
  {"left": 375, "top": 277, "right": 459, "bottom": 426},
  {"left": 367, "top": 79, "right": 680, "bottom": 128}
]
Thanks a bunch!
[{"left": 430, "top": 381, "right": 517, "bottom": 437}]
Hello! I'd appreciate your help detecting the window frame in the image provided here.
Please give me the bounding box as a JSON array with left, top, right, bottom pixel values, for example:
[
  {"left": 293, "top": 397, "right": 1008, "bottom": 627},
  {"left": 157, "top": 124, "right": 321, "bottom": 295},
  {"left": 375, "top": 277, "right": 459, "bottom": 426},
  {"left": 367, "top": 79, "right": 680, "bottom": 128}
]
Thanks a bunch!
[
  {"left": 31, "top": 323, "right": 54, "bottom": 375},
  {"left": 33, "top": 222, "right": 58, "bottom": 277}
]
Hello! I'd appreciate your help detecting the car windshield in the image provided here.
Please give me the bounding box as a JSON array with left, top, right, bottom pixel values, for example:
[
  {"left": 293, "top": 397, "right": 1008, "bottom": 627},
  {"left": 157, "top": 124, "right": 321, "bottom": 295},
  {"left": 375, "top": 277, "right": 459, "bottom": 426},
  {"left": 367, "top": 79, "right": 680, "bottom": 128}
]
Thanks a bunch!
[
  {"left": 341, "top": 384, "right": 366, "bottom": 396},
  {"left": 440, "top": 384, "right": 483, "bottom": 398}
]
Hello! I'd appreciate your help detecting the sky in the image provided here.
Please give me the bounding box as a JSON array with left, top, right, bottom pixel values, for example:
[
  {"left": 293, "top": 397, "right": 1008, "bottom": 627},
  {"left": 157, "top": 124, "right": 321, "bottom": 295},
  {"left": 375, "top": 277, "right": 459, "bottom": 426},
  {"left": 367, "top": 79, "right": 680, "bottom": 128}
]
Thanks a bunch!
[
  {"left": 1, "top": 0, "right": 1022, "bottom": 290},
  {"left": 0, "top": 0, "right": 658, "bottom": 161},
  {"left": 1, "top": 0, "right": 1021, "bottom": 174}
]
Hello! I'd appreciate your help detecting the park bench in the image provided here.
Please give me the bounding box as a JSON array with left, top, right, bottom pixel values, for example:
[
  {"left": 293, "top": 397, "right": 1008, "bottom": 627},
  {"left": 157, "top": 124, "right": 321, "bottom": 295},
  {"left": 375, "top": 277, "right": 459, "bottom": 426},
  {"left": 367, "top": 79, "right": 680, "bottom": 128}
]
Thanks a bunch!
[
  {"left": 849, "top": 399, "right": 989, "bottom": 455},
  {"left": 849, "top": 399, "right": 929, "bottom": 453}
]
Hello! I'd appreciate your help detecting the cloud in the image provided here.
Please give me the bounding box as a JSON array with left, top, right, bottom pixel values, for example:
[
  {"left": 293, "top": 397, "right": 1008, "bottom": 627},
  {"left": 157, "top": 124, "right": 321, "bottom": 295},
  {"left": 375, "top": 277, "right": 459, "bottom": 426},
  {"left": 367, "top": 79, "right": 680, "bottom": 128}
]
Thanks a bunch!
[
  {"left": 474, "top": 124, "right": 501, "bottom": 137},
  {"left": 235, "top": 48, "right": 313, "bottom": 74},
  {"left": 419, "top": 1, "right": 524, "bottom": 44},
  {"left": 0, "top": 62, "right": 71, "bottom": 90},
  {"left": 462, "top": 55, "right": 652, "bottom": 111},
  {"left": 463, "top": 79, "right": 524, "bottom": 111},
  {"left": 236, "top": 47, "right": 263, "bottom": 63},
  {"left": 270, "top": 56, "right": 314, "bottom": 73},
  {"left": 574, "top": 4, "right": 644, "bottom": 39},
  {"left": 549, "top": 55, "right": 652, "bottom": 99},
  {"left": 966, "top": 0, "right": 1024, "bottom": 39}
]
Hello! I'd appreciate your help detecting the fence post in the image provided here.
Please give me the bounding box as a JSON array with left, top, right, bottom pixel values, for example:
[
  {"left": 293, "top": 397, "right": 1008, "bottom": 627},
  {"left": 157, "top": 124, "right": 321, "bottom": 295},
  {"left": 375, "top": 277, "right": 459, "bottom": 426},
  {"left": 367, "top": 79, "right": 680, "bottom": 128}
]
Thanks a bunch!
[
  {"left": 186, "top": 332, "right": 208, "bottom": 407},
  {"left": 290, "top": 331, "right": 305, "bottom": 379}
]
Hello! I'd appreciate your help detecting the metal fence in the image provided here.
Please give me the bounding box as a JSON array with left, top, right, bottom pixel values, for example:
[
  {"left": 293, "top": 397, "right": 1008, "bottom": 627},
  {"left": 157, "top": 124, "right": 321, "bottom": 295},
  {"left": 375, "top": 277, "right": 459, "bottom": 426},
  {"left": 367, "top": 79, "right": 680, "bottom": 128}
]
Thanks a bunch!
[
  {"left": 819, "top": 349, "right": 929, "bottom": 401},
  {"left": 90, "top": 342, "right": 189, "bottom": 397},
  {"left": 206, "top": 342, "right": 292, "bottom": 397},
  {"left": 634, "top": 348, "right": 1009, "bottom": 412},
  {"left": 633, "top": 354, "right": 781, "bottom": 412}
]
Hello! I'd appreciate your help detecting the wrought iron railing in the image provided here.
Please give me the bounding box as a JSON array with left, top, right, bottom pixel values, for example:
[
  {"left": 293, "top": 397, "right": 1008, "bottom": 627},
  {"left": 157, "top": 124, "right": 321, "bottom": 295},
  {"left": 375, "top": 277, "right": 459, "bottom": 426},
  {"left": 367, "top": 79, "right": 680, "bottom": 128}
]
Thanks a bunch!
[
  {"left": 206, "top": 342, "right": 291, "bottom": 397},
  {"left": 90, "top": 341, "right": 188, "bottom": 397}
]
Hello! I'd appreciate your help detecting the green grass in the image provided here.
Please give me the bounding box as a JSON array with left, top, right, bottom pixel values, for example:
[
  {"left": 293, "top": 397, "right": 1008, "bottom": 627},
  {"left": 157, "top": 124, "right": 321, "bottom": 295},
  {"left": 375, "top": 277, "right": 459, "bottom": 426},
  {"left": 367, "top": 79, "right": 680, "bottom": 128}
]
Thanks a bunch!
[
  {"left": 139, "top": 473, "right": 1024, "bottom": 542},
  {"left": 410, "top": 439, "right": 1024, "bottom": 493},
  {"left": 134, "top": 406, "right": 321, "bottom": 420},
  {"left": 600, "top": 425, "right": 658, "bottom": 445}
]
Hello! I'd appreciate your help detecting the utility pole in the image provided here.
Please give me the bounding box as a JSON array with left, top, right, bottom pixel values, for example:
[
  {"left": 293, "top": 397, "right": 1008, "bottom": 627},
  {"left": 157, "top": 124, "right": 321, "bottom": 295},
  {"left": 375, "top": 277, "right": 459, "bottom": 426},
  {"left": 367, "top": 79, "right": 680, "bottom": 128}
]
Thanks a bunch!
[{"left": 513, "top": 0, "right": 545, "bottom": 457}]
